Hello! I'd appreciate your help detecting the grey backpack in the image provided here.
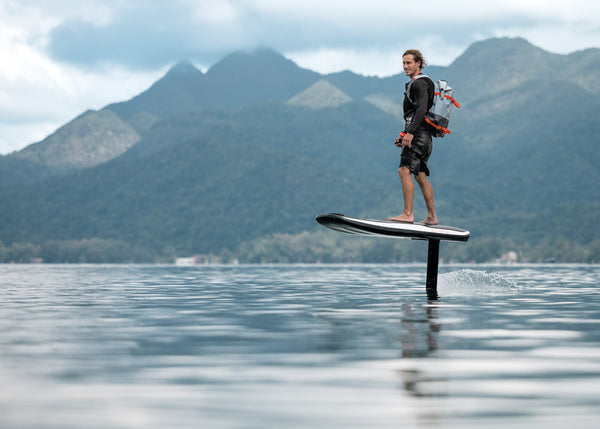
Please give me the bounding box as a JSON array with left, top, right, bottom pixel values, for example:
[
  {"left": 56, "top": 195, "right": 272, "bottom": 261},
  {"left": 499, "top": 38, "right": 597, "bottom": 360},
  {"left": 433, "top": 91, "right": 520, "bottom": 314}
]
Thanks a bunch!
[{"left": 406, "top": 75, "right": 460, "bottom": 137}]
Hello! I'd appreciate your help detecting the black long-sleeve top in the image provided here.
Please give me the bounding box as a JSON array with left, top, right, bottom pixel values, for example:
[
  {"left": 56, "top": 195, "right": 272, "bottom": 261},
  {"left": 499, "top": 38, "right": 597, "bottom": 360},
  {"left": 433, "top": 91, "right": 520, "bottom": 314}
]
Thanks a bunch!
[{"left": 403, "top": 74, "right": 434, "bottom": 134}]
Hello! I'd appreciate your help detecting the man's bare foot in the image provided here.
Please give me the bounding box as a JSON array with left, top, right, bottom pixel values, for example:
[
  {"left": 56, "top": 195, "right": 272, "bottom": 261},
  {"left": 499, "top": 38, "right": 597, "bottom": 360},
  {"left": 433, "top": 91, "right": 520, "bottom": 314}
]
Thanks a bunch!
[
  {"left": 388, "top": 214, "right": 414, "bottom": 223},
  {"left": 421, "top": 217, "right": 438, "bottom": 226}
]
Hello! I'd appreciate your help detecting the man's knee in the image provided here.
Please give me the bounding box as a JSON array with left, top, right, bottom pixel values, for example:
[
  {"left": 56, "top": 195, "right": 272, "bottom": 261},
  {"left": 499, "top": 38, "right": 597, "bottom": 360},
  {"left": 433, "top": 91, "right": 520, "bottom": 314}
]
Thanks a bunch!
[
  {"left": 398, "top": 166, "right": 411, "bottom": 178},
  {"left": 414, "top": 172, "right": 429, "bottom": 185}
]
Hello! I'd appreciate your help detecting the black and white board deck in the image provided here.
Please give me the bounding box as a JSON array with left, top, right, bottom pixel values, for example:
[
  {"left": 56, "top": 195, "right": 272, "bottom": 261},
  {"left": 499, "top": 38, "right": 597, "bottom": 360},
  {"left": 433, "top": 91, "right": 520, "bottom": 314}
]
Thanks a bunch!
[{"left": 316, "top": 213, "right": 470, "bottom": 242}]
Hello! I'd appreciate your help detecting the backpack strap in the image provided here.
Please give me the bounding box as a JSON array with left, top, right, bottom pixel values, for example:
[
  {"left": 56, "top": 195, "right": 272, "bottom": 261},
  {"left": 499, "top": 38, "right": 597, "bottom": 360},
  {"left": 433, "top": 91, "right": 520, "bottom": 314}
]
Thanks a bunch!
[
  {"left": 405, "top": 74, "right": 432, "bottom": 105},
  {"left": 424, "top": 117, "right": 451, "bottom": 135}
]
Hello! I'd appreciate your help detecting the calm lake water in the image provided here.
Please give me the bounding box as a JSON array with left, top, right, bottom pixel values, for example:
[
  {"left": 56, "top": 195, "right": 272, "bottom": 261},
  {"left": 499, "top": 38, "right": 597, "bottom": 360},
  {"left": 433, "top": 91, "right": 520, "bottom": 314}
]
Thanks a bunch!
[{"left": 1, "top": 264, "right": 599, "bottom": 428}]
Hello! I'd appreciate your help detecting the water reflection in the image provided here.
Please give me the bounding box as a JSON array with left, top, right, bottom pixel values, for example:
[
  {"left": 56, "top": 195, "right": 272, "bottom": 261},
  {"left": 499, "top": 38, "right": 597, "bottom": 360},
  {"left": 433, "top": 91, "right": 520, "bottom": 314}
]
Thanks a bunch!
[
  {"left": 399, "top": 303, "right": 440, "bottom": 359},
  {"left": 397, "top": 302, "right": 443, "bottom": 402}
]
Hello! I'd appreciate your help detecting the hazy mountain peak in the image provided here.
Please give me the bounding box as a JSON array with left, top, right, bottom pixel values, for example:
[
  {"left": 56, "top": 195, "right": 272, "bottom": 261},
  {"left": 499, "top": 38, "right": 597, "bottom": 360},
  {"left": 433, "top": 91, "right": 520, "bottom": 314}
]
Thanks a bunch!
[
  {"left": 206, "top": 46, "right": 316, "bottom": 81},
  {"left": 287, "top": 80, "right": 352, "bottom": 109},
  {"left": 150, "top": 61, "right": 204, "bottom": 90},
  {"left": 450, "top": 37, "right": 558, "bottom": 70},
  {"left": 164, "top": 61, "right": 203, "bottom": 78},
  {"left": 210, "top": 46, "right": 287, "bottom": 65},
  {"left": 447, "top": 37, "right": 568, "bottom": 99}
]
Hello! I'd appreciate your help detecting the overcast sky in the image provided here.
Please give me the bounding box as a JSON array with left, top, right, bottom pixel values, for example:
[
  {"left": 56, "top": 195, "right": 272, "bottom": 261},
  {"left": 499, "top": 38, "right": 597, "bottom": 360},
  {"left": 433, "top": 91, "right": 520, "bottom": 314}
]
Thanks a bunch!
[{"left": 1, "top": 0, "right": 598, "bottom": 154}]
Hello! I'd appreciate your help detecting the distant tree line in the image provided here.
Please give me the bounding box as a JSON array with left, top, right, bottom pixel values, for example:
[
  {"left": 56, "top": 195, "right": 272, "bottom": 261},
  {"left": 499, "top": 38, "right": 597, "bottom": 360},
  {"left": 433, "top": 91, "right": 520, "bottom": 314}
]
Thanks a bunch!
[
  {"left": 233, "top": 232, "right": 600, "bottom": 264},
  {"left": 2, "top": 234, "right": 598, "bottom": 264},
  {"left": 0, "top": 238, "right": 160, "bottom": 263}
]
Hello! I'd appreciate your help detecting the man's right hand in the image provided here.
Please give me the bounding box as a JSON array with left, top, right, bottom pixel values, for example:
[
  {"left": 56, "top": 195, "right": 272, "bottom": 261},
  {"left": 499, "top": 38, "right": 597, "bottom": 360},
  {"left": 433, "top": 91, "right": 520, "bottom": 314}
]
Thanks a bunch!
[
  {"left": 395, "top": 132, "right": 406, "bottom": 147},
  {"left": 402, "top": 132, "right": 414, "bottom": 148}
]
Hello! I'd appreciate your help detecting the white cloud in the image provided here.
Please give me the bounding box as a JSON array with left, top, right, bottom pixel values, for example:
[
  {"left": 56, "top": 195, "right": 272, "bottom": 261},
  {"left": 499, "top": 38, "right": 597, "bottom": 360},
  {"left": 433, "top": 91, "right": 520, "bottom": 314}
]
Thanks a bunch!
[
  {"left": 0, "top": 65, "right": 163, "bottom": 154},
  {"left": 0, "top": 1, "right": 165, "bottom": 153},
  {"left": 286, "top": 47, "right": 404, "bottom": 77}
]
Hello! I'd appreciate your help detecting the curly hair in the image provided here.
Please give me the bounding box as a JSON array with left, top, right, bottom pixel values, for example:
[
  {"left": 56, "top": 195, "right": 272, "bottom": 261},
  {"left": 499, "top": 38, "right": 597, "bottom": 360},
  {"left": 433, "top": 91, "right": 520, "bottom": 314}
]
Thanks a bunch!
[{"left": 403, "top": 49, "right": 427, "bottom": 69}]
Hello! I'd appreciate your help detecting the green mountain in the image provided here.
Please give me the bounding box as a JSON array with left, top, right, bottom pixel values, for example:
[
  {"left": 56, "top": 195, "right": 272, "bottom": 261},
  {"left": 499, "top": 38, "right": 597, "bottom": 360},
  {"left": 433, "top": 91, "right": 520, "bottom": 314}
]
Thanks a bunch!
[
  {"left": 15, "top": 109, "right": 140, "bottom": 170},
  {"left": 287, "top": 80, "right": 353, "bottom": 108},
  {"left": 1, "top": 37, "right": 599, "bottom": 263}
]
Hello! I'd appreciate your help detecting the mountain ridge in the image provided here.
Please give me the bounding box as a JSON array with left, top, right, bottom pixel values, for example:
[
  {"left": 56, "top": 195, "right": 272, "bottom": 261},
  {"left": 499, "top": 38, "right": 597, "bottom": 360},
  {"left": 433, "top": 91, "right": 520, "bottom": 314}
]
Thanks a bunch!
[
  {"left": 8, "top": 37, "right": 597, "bottom": 173},
  {"left": 1, "top": 37, "right": 598, "bottom": 262}
]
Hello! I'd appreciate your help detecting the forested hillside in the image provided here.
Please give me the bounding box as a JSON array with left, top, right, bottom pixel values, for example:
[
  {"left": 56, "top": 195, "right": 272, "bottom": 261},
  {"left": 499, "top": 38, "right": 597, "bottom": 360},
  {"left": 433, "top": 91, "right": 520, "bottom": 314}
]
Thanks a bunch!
[{"left": 1, "top": 37, "right": 598, "bottom": 263}]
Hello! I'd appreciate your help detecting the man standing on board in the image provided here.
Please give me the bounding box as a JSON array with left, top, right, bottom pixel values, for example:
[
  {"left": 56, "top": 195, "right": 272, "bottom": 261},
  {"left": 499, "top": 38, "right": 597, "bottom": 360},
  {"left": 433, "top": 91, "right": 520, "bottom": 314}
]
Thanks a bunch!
[{"left": 388, "top": 49, "right": 438, "bottom": 225}]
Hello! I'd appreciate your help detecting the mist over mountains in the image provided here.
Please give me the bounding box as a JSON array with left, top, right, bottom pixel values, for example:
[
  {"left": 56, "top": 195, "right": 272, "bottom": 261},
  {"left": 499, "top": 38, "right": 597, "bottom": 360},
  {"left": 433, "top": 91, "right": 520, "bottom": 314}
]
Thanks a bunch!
[{"left": 1, "top": 37, "right": 599, "bottom": 263}]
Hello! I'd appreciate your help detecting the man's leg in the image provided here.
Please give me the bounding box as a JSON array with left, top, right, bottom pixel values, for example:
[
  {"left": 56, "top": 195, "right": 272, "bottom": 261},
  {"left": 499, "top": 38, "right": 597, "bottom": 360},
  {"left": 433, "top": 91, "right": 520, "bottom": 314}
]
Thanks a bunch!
[
  {"left": 415, "top": 172, "right": 438, "bottom": 225},
  {"left": 388, "top": 166, "right": 415, "bottom": 223}
]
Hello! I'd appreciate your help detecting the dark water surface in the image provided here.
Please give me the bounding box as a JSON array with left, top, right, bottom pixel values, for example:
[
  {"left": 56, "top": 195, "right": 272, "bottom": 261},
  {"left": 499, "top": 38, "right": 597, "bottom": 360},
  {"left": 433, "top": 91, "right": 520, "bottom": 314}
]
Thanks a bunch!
[{"left": 1, "top": 264, "right": 599, "bottom": 428}]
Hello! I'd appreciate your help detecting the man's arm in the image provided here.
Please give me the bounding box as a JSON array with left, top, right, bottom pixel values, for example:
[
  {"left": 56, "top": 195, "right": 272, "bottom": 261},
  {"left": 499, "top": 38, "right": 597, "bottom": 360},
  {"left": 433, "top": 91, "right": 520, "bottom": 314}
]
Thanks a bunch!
[{"left": 405, "top": 79, "right": 429, "bottom": 135}]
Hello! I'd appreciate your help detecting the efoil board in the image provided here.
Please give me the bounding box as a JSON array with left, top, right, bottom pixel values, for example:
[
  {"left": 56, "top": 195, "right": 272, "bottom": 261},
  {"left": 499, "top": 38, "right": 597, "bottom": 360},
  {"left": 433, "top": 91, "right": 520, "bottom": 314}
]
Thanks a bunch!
[{"left": 316, "top": 213, "right": 470, "bottom": 242}]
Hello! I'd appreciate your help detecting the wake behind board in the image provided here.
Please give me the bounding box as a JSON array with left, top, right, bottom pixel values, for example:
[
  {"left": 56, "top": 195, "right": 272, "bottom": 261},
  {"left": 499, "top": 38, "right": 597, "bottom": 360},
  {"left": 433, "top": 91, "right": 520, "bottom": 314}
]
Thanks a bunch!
[{"left": 316, "top": 213, "right": 470, "bottom": 242}]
